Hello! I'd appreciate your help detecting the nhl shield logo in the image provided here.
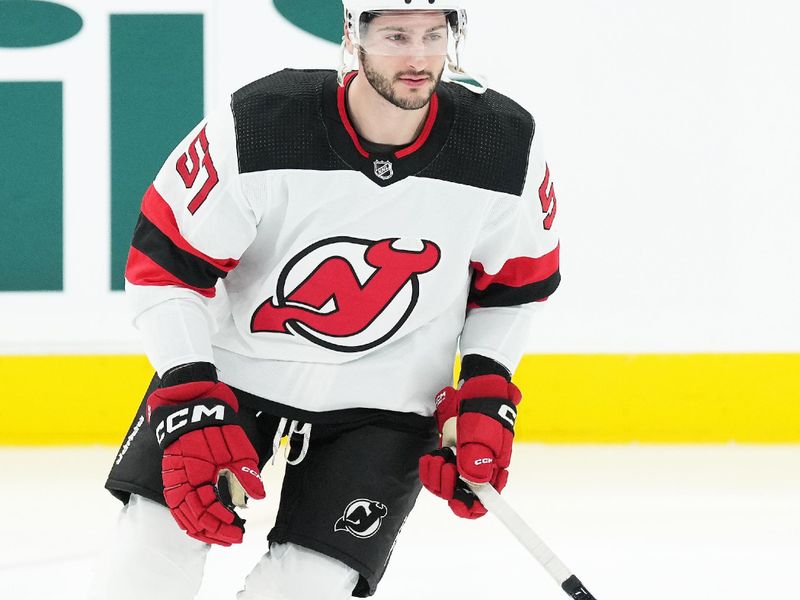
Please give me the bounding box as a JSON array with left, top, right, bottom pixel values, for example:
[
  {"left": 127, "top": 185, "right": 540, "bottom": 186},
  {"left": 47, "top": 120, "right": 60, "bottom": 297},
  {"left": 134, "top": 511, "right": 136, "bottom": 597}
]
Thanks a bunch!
[
  {"left": 373, "top": 159, "right": 394, "bottom": 181},
  {"left": 334, "top": 498, "right": 388, "bottom": 539}
]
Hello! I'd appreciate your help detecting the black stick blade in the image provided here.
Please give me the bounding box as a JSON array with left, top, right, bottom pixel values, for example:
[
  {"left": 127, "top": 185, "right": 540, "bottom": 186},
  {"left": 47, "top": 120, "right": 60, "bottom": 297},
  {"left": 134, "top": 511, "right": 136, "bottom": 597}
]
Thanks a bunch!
[{"left": 561, "top": 574, "right": 597, "bottom": 600}]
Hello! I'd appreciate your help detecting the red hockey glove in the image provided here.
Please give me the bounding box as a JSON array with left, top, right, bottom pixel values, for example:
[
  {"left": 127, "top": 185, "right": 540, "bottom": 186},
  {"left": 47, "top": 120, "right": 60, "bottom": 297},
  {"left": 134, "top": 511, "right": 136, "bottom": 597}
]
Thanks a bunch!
[
  {"left": 147, "top": 370, "right": 265, "bottom": 546},
  {"left": 419, "top": 374, "right": 521, "bottom": 519}
]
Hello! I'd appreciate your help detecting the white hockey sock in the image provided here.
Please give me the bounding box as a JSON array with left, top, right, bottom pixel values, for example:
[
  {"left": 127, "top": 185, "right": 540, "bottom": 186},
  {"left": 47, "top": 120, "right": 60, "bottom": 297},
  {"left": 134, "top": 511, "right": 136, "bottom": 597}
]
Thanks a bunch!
[
  {"left": 88, "top": 494, "right": 210, "bottom": 600},
  {"left": 237, "top": 542, "right": 360, "bottom": 600}
]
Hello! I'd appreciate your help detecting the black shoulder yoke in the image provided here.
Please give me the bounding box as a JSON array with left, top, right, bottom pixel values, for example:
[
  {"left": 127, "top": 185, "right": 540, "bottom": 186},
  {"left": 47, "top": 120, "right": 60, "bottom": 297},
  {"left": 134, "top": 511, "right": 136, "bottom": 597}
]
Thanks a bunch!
[
  {"left": 231, "top": 69, "right": 345, "bottom": 174},
  {"left": 417, "top": 83, "right": 536, "bottom": 196},
  {"left": 231, "top": 70, "right": 536, "bottom": 196}
]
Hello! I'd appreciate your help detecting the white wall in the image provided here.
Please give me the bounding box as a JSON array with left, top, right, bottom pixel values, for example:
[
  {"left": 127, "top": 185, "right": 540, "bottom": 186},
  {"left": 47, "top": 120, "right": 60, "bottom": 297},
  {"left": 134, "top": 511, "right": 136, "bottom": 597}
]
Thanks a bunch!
[{"left": 1, "top": 0, "right": 798, "bottom": 354}]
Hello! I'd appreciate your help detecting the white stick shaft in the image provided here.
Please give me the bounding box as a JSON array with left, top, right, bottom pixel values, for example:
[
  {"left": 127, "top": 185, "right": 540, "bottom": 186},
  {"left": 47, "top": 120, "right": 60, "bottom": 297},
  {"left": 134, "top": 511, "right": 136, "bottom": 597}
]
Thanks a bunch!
[{"left": 468, "top": 482, "right": 572, "bottom": 584}]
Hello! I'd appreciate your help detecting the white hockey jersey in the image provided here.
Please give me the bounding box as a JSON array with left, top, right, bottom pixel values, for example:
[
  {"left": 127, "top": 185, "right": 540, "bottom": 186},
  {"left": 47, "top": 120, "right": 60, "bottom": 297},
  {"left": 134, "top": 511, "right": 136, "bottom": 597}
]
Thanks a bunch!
[{"left": 125, "top": 69, "right": 560, "bottom": 417}]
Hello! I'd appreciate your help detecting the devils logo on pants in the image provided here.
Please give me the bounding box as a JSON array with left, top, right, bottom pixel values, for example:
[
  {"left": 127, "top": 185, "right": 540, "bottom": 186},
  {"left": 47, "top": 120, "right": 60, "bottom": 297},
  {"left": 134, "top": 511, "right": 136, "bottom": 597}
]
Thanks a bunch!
[
  {"left": 334, "top": 499, "right": 388, "bottom": 539},
  {"left": 250, "top": 237, "right": 441, "bottom": 352}
]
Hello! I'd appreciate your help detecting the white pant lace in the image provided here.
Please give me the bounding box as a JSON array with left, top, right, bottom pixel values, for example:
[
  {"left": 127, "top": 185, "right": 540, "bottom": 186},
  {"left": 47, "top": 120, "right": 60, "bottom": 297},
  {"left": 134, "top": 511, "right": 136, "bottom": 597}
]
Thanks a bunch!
[{"left": 271, "top": 417, "right": 312, "bottom": 465}]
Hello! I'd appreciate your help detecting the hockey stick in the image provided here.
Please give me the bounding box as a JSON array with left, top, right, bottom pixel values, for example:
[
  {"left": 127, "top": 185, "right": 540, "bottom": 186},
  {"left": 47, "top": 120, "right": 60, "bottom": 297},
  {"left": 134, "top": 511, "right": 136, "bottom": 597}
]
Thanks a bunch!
[
  {"left": 442, "top": 419, "right": 598, "bottom": 598},
  {"left": 466, "top": 481, "right": 598, "bottom": 600}
]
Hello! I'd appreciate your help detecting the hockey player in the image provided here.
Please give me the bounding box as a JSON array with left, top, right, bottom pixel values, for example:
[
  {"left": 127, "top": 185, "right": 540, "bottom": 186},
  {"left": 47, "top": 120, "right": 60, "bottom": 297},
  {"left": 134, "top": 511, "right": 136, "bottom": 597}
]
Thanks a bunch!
[{"left": 91, "top": 0, "right": 560, "bottom": 598}]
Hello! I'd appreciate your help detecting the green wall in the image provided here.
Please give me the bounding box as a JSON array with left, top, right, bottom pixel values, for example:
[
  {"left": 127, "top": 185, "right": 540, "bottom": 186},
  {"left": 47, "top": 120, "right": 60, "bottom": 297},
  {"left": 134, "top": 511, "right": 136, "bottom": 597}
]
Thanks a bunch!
[
  {"left": 0, "top": 82, "right": 63, "bottom": 291},
  {"left": 0, "top": 11, "right": 204, "bottom": 292},
  {"left": 273, "top": 0, "right": 343, "bottom": 44},
  {"left": 0, "top": 1, "right": 83, "bottom": 48},
  {"left": 109, "top": 14, "right": 205, "bottom": 290}
]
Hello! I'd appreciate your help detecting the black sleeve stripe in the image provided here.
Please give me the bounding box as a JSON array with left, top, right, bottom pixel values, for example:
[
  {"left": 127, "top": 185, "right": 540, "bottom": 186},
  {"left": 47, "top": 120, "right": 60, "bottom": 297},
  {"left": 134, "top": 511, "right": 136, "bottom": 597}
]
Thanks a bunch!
[
  {"left": 469, "top": 270, "right": 561, "bottom": 308},
  {"left": 130, "top": 214, "right": 228, "bottom": 290},
  {"left": 459, "top": 355, "right": 512, "bottom": 382}
]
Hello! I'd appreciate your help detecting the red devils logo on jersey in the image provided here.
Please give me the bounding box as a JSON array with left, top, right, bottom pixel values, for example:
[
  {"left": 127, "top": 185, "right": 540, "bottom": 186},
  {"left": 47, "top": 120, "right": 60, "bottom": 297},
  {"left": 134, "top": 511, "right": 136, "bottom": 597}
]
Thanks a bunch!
[{"left": 250, "top": 237, "right": 441, "bottom": 352}]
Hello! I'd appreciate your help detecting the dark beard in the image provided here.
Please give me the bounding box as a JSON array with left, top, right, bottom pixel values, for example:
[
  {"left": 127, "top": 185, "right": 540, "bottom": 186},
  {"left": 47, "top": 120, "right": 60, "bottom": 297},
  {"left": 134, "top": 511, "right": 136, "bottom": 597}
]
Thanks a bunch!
[{"left": 360, "top": 51, "right": 443, "bottom": 110}]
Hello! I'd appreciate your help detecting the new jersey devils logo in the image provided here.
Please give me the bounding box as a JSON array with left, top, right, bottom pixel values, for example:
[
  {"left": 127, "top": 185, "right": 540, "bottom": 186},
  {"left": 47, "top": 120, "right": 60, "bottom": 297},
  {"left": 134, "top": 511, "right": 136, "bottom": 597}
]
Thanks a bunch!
[
  {"left": 334, "top": 499, "right": 388, "bottom": 539},
  {"left": 250, "top": 237, "right": 441, "bottom": 352}
]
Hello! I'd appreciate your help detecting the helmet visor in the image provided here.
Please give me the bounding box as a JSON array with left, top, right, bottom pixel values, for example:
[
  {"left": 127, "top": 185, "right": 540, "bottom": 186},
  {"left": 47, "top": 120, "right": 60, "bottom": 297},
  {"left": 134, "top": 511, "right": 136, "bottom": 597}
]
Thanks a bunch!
[{"left": 357, "top": 10, "right": 453, "bottom": 57}]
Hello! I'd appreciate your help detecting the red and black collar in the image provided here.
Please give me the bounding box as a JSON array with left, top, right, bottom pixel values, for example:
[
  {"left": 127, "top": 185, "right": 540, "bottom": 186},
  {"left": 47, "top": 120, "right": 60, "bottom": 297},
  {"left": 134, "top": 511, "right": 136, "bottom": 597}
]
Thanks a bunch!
[{"left": 323, "top": 70, "right": 454, "bottom": 187}]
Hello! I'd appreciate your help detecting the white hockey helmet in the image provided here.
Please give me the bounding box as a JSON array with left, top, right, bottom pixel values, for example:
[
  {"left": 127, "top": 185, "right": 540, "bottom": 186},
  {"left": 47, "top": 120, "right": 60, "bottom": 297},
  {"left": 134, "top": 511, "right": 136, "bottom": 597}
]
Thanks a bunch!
[
  {"left": 343, "top": 0, "right": 467, "bottom": 49},
  {"left": 339, "top": 0, "right": 486, "bottom": 93}
]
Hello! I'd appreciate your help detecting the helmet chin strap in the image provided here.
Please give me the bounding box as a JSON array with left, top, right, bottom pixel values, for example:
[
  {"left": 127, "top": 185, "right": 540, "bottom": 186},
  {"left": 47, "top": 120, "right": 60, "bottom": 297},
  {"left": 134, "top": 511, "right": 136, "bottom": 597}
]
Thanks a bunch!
[
  {"left": 445, "top": 27, "right": 487, "bottom": 94},
  {"left": 339, "top": 36, "right": 366, "bottom": 87},
  {"left": 338, "top": 39, "right": 350, "bottom": 86}
]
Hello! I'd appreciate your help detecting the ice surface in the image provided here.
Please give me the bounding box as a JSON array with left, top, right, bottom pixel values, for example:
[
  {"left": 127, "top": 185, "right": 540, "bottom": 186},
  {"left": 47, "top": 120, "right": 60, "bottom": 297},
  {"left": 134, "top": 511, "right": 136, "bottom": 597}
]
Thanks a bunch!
[{"left": 0, "top": 444, "right": 798, "bottom": 599}]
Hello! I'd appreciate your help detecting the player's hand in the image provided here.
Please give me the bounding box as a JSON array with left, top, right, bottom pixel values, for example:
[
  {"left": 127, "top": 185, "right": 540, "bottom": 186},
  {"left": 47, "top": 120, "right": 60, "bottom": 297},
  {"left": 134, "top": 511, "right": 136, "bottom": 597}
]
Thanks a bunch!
[
  {"left": 419, "top": 374, "right": 521, "bottom": 519},
  {"left": 147, "top": 377, "right": 265, "bottom": 545}
]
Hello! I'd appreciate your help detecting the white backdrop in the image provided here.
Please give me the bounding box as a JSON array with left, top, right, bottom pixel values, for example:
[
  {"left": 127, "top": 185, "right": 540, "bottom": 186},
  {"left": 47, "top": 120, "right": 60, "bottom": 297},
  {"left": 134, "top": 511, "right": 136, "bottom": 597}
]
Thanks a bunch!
[{"left": 1, "top": 0, "right": 798, "bottom": 354}]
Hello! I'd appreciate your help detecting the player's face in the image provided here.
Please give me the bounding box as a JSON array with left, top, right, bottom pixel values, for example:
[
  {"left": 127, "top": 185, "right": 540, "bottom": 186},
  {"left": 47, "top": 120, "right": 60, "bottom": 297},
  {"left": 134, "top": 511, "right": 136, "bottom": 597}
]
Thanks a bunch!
[{"left": 358, "top": 12, "right": 448, "bottom": 111}]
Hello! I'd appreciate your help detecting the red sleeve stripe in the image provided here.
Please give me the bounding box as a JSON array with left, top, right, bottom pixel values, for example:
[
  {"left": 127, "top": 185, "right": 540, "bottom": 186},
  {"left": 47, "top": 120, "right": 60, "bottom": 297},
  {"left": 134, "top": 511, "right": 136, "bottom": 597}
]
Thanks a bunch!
[
  {"left": 470, "top": 243, "right": 560, "bottom": 291},
  {"left": 141, "top": 185, "right": 239, "bottom": 273},
  {"left": 125, "top": 247, "right": 217, "bottom": 298}
]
